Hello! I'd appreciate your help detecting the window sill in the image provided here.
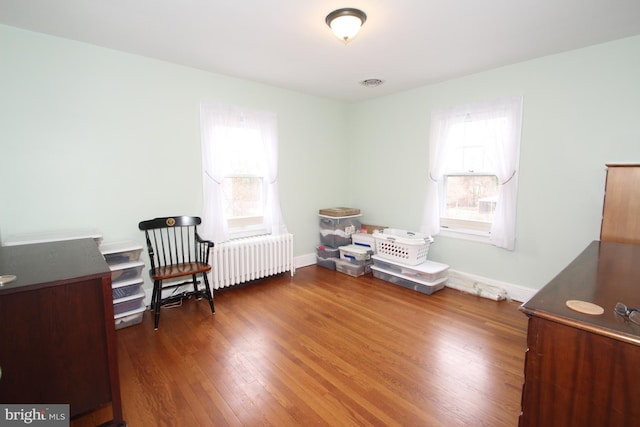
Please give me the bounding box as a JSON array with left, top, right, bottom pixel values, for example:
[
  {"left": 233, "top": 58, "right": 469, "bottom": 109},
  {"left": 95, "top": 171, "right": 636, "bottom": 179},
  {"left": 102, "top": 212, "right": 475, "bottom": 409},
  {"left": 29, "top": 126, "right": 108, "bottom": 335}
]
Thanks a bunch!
[{"left": 439, "top": 227, "right": 491, "bottom": 244}]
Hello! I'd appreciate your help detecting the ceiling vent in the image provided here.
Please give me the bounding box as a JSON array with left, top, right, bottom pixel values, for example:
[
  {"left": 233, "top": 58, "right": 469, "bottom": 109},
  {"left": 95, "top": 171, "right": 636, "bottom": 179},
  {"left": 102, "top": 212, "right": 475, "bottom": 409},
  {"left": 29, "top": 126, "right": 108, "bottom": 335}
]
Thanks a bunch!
[{"left": 360, "top": 78, "right": 385, "bottom": 87}]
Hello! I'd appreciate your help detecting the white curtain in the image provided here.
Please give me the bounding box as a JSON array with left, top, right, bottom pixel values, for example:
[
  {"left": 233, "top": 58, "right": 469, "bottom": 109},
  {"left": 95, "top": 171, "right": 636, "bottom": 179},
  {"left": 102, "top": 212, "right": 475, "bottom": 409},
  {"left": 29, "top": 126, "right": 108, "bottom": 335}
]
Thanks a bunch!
[
  {"left": 420, "top": 96, "right": 523, "bottom": 250},
  {"left": 200, "top": 102, "right": 288, "bottom": 243}
]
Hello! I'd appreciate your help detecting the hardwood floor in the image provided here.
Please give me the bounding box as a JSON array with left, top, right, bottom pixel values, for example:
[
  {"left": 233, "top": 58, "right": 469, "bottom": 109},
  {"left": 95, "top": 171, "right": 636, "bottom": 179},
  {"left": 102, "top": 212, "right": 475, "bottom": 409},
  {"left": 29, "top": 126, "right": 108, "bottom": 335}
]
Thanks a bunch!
[{"left": 73, "top": 265, "right": 528, "bottom": 427}]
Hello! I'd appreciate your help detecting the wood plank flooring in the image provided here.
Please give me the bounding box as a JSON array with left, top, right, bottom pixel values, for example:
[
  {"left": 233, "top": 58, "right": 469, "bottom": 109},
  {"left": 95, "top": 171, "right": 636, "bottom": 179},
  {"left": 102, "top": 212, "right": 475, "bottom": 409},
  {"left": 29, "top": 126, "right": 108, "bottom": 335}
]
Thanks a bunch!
[{"left": 72, "top": 265, "right": 529, "bottom": 427}]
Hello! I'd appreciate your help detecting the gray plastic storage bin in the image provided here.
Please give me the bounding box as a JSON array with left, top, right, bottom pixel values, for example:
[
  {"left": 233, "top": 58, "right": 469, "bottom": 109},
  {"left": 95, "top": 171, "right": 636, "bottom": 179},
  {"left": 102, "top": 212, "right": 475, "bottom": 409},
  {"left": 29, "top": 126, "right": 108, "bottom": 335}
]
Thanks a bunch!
[
  {"left": 316, "top": 256, "right": 337, "bottom": 270},
  {"left": 319, "top": 214, "right": 361, "bottom": 248},
  {"left": 317, "top": 245, "right": 340, "bottom": 258}
]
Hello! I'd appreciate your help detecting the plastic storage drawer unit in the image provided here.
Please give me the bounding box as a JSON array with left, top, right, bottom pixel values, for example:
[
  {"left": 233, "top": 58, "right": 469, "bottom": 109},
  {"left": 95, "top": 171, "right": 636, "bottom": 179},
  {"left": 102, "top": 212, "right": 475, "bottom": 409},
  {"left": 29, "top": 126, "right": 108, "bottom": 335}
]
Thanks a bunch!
[
  {"left": 114, "top": 305, "right": 145, "bottom": 330},
  {"left": 110, "top": 260, "right": 145, "bottom": 285},
  {"left": 113, "top": 292, "right": 145, "bottom": 316},
  {"left": 101, "top": 241, "right": 143, "bottom": 265},
  {"left": 112, "top": 278, "right": 144, "bottom": 300}
]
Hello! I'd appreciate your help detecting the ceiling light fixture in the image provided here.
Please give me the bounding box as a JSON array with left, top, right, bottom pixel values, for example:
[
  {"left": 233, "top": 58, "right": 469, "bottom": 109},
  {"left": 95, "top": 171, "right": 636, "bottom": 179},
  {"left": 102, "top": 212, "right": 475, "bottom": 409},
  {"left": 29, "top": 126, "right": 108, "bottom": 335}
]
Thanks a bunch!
[{"left": 325, "top": 8, "right": 367, "bottom": 43}]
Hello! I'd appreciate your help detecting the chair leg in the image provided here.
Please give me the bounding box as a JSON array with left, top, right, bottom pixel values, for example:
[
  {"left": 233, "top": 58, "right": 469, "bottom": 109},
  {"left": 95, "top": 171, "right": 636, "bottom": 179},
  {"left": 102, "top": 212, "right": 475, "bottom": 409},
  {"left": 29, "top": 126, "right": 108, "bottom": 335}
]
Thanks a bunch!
[
  {"left": 153, "top": 279, "right": 162, "bottom": 330},
  {"left": 202, "top": 272, "right": 215, "bottom": 314},
  {"left": 151, "top": 280, "right": 158, "bottom": 311},
  {"left": 192, "top": 274, "right": 202, "bottom": 300}
]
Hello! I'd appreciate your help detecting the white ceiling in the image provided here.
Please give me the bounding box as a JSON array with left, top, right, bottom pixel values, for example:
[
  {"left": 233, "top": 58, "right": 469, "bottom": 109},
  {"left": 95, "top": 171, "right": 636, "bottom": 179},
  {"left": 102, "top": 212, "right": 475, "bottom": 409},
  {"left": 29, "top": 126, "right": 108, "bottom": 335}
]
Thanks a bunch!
[{"left": 2, "top": 0, "right": 640, "bottom": 102}]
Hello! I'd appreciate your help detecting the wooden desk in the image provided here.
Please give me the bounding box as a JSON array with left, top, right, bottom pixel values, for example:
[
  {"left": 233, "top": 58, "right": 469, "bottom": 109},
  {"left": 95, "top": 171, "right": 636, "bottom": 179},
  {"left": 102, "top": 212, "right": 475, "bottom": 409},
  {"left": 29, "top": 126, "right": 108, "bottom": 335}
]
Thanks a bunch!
[
  {"left": 0, "top": 239, "right": 125, "bottom": 426},
  {"left": 519, "top": 240, "right": 640, "bottom": 427}
]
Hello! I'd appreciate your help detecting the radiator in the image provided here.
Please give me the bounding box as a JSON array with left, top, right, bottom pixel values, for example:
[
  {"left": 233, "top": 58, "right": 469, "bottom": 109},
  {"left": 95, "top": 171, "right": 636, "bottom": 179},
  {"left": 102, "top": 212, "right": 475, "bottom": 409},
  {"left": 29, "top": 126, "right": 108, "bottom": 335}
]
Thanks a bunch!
[{"left": 211, "top": 233, "right": 295, "bottom": 289}]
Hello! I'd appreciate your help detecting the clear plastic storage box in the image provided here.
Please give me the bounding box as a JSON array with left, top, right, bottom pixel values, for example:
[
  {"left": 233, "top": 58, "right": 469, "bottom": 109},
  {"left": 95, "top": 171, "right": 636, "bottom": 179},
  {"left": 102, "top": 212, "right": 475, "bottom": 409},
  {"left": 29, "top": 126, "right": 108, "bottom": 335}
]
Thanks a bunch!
[
  {"left": 371, "top": 265, "right": 446, "bottom": 295},
  {"left": 319, "top": 214, "right": 361, "bottom": 248},
  {"left": 316, "top": 256, "right": 337, "bottom": 270},
  {"left": 317, "top": 245, "right": 340, "bottom": 258},
  {"left": 339, "top": 244, "right": 372, "bottom": 262},
  {"left": 335, "top": 258, "right": 368, "bottom": 277},
  {"left": 351, "top": 232, "right": 376, "bottom": 253},
  {"left": 317, "top": 245, "right": 339, "bottom": 270},
  {"left": 371, "top": 255, "right": 448, "bottom": 282},
  {"left": 373, "top": 228, "right": 433, "bottom": 266}
]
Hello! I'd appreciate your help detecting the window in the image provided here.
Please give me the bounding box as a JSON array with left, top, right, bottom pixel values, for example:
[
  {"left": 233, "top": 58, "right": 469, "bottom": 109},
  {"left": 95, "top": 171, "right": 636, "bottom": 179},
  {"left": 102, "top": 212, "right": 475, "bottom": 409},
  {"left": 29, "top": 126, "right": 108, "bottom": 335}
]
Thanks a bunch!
[
  {"left": 219, "top": 127, "right": 267, "bottom": 232},
  {"left": 421, "top": 97, "right": 523, "bottom": 250},
  {"left": 440, "top": 117, "right": 504, "bottom": 233},
  {"left": 200, "top": 103, "right": 288, "bottom": 243}
]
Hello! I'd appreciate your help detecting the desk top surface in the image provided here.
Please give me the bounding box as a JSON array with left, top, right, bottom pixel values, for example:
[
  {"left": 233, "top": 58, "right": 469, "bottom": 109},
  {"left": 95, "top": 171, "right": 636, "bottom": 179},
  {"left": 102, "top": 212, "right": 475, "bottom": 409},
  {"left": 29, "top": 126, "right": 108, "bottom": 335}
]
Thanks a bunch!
[
  {"left": 521, "top": 240, "right": 640, "bottom": 345},
  {"left": 0, "top": 238, "right": 110, "bottom": 295}
]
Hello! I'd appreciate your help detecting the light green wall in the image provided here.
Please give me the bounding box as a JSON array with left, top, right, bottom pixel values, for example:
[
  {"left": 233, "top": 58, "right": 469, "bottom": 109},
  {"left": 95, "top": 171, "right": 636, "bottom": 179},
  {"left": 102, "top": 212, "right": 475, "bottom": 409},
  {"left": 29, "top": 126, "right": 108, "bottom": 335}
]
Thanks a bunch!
[
  {"left": 347, "top": 35, "right": 640, "bottom": 290},
  {"left": 0, "top": 25, "right": 349, "bottom": 255},
  {"left": 1, "top": 25, "right": 639, "bottom": 292}
]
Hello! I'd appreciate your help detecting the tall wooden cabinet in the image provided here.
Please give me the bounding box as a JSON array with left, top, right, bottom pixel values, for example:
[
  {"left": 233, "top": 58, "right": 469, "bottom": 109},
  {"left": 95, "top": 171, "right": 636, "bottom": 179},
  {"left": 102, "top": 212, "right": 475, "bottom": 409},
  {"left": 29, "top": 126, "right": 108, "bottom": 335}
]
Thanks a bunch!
[
  {"left": 601, "top": 163, "right": 640, "bottom": 244},
  {"left": 0, "top": 239, "right": 125, "bottom": 426}
]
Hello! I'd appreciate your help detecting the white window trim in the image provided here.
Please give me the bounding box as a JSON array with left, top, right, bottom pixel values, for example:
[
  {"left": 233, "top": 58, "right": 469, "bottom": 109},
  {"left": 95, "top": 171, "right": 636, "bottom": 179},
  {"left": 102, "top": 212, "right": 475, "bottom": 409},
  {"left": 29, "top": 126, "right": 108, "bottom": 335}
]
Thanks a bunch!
[
  {"left": 421, "top": 96, "right": 523, "bottom": 250},
  {"left": 439, "top": 227, "right": 491, "bottom": 244}
]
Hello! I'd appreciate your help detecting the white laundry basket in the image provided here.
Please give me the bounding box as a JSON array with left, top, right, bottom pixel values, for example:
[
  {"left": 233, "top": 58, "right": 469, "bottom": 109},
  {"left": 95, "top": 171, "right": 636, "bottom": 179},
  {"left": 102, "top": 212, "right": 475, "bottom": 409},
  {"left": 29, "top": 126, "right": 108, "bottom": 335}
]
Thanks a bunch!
[{"left": 373, "top": 229, "right": 433, "bottom": 266}]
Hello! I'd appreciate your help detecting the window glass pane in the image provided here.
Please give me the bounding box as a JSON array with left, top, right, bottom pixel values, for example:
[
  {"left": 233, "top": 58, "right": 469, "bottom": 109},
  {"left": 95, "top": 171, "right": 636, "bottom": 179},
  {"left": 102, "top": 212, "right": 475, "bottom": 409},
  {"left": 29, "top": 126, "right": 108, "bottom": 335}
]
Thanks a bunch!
[
  {"left": 222, "top": 177, "right": 263, "bottom": 219},
  {"left": 221, "top": 127, "right": 266, "bottom": 176},
  {"left": 219, "top": 126, "right": 267, "bottom": 225},
  {"left": 446, "top": 121, "right": 494, "bottom": 173},
  {"left": 444, "top": 175, "right": 498, "bottom": 222}
]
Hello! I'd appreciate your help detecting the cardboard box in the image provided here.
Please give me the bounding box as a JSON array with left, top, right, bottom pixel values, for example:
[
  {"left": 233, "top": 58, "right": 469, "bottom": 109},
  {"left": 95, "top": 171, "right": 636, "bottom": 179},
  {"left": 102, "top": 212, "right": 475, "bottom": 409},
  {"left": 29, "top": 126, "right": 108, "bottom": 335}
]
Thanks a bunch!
[
  {"left": 359, "top": 224, "right": 387, "bottom": 234},
  {"left": 319, "top": 207, "right": 360, "bottom": 217}
]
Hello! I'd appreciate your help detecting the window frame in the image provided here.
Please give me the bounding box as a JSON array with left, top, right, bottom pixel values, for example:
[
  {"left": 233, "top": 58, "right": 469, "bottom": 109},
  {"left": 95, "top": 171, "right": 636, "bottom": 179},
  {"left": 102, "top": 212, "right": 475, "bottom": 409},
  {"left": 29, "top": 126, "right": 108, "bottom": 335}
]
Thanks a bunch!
[{"left": 422, "top": 96, "right": 523, "bottom": 250}]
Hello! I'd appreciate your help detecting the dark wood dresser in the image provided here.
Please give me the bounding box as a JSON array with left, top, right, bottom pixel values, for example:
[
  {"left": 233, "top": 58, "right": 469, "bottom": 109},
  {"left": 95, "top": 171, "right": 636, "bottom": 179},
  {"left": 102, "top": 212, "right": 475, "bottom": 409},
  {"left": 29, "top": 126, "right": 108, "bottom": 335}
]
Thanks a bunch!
[
  {"left": 519, "top": 240, "right": 640, "bottom": 426},
  {"left": 0, "top": 238, "right": 125, "bottom": 426}
]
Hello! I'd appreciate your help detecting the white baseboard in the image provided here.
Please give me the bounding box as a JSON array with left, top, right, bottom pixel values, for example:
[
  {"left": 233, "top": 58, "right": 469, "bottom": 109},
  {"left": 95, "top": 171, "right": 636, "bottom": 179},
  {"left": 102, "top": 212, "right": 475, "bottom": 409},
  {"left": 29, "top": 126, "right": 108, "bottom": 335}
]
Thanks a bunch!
[
  {"left": 295, "top": 253, "right": 317, "bottom": 269},
  {"left": 295, "top": 252, "right": 537, "bottom": 303}
]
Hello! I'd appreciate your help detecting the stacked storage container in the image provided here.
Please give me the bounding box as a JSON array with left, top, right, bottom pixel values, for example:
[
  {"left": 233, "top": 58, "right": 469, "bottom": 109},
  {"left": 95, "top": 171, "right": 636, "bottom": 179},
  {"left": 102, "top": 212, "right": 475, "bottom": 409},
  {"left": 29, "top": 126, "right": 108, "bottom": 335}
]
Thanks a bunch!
[
  {"left": 100, "top": 241, "right": 146, "bottom": 329},
  {"left": 371, "top": 229, "right": 448, "bottom": 295},
  {"left": 335, "top": 243, "right": 373, "bottom": 277},
  {"left": 317, "top": 207, "right": 363, "bottom": 273}
]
